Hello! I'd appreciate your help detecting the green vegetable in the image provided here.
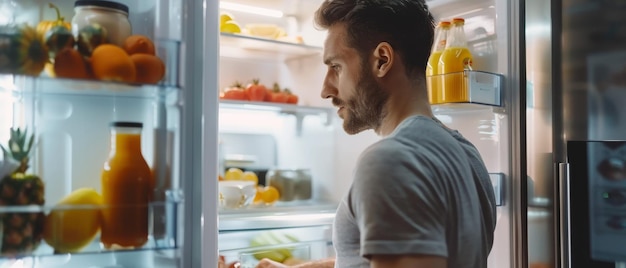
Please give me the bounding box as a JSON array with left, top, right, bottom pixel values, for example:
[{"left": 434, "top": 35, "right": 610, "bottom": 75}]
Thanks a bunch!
[
  {"left": 76, "top": 23, "right": 108, "bottom": 57},
  {"left": 249, "top": 231, "right": 299, "bottom": 262},
  {"left": 44, "top": 25, "right": 74, "bottom": 58}
]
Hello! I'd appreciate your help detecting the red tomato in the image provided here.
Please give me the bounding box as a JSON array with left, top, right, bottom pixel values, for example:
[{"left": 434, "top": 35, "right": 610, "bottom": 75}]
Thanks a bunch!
[
  {"left": 245, "top": 79, "right": 267, "bottom": 101},
  {"left": 284, "top": 88, "right": 298, "bottom": 104},
  {"left": 263, "top": 89, "right": 273, "bottom": 102},
  {"left": 271, "top": 92, "right": 289, "bottom": 103},
  {"left": 286, "top": 94, "right": 298, "bottom": 104},
  {"left": 222, "top": 89, "right": 247, "bottom": 100}
]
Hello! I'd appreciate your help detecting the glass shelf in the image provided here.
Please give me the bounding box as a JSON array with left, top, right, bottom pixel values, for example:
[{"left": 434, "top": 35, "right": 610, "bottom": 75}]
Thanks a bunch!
[
  {"left": 432, "top": 102, "right": 506, "bottom": 115},
  {"left": 0, "top": 75, "right": 180, "bottom": 100},
  {"left": 219, "top": 202, "right": 337, "bottom": 232},
  {"left": 219, "top": 100, "right": 333, "bottom": 135},
  {"left": 219, "top": 33, "right": 323, "bottom": 61},
  {"left": 0, "top": 199, "right": 182, "bottom": 259}
]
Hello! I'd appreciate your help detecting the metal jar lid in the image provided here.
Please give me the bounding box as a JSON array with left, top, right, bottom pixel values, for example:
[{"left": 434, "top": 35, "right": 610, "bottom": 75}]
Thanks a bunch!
[{"left": 74, "top": 0, "right": 129, "bottom": 14}]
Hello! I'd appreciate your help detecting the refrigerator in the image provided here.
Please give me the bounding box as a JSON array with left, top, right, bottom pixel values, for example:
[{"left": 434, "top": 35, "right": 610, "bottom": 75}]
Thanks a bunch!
[
  {"left": 212, "top": 0, "right": 525, "bottom": 268},
  {"left": 526, "top": 0, "right": 626, "bottom": 267},
  {"left": 0, "top": 0, "right": 215, "bottom": 267}
]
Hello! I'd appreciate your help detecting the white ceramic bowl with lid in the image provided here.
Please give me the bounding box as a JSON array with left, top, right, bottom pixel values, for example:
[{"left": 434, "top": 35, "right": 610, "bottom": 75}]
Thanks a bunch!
[{"left": 218, "top": 180, "right": 256, "bottom": 209}]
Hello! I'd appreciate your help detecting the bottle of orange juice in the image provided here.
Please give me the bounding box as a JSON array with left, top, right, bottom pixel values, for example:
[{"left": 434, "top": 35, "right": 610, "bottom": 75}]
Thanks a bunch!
[
  {"left": 101, "top": 121, "right": 153, "bottom": 249},
  {"left": 426, "top": 21, "right": 451, "bottom": 104},
  {"left": 438, "top": 17, "right": 473, "bottom": 103}
]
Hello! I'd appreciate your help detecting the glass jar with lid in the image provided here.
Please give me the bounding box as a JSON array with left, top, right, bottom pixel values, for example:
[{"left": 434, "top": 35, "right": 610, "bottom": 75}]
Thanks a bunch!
[{"left": 71, "top": 0, "right": 131, "bottom": 47}]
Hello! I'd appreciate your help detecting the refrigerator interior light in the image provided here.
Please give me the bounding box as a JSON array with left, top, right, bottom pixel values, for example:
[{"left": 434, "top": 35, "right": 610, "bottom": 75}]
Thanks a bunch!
[{"left": 220, "top": 1, "right": 284, "bottom": 18}]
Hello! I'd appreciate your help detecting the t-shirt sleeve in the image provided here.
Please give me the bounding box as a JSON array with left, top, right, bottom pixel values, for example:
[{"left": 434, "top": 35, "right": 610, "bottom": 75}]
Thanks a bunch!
[{"left": 349, "top": 140, "right": 448, "bottom": 259}]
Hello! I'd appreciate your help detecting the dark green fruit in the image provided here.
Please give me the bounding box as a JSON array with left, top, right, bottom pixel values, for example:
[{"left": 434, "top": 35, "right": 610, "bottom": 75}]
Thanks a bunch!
[
  {"left": 76, "top": 23, "right": 108, "bottom": 57},
  {"left": 45, "top": 26, "right": 75, "bottom": 59},
  {"left": 0, "top": 24, "right": 48, "bottom": 76}
]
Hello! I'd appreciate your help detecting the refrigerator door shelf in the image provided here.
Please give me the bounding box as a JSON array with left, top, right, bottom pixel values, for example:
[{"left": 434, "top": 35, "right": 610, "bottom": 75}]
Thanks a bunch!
[
  {"left": 1, "top": 75, "right": 180, "bottom": 99},
  {"left": 0, "top": 199, "right": 183, "bottom": 259},
  {"left": 2, "top": 248, "right": 180, "bottom": 268},
  {"left": 428, "top": 70, "right": 504, "bottom": 107},
  {"left": 490, "top": 172, "right": 505, "bottom": 206}
]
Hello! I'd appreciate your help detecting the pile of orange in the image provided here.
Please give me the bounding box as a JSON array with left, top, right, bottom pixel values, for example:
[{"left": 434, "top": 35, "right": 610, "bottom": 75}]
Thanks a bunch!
[
  {"left": 53, "top": 35, "right": 165, "bottom": 85},
  {"left": 254, "top": 185, "right": 280, "bottom": 204}
]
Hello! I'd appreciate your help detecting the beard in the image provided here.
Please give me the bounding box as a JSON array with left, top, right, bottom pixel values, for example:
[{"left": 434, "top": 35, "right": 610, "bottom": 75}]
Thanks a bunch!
[{"left": 334, "top": 65, "right": 389, "bottom": 135}]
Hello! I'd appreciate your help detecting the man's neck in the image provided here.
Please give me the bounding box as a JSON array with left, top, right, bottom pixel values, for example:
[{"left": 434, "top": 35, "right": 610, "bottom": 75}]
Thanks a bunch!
[{"left": 375, "top": 80, "right": 433, "bottom": 137}]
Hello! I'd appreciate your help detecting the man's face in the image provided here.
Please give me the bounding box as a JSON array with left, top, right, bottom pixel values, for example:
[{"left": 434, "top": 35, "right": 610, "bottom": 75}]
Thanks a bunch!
[{"left": 321, "top": 23, "right": 389, "bottom": 135}]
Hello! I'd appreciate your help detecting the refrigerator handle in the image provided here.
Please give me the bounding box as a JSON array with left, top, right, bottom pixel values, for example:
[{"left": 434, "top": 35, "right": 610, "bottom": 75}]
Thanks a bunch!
[{"left": 559, "top": 162, "right": 571, "bottom": 268}]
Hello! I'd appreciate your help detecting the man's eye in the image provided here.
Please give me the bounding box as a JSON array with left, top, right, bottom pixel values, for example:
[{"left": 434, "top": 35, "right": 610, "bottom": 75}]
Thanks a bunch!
[{"left": 331, "top": 65, "right": 340, "bottom": 71}]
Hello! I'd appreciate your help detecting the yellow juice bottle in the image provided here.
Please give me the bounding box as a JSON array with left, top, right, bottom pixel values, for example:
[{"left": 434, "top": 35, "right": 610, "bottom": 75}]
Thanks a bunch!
[
  {"left": 438, "top": 18, "right": 473, "bottom": 103},
  {"left": 426, "top": 21, "right": 451, "bottom": 104}
]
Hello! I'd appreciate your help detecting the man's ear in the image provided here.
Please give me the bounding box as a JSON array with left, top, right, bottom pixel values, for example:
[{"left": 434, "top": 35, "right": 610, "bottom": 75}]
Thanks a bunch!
[{"left": 372, "top": 42, "right": 394, "bottom": 78}]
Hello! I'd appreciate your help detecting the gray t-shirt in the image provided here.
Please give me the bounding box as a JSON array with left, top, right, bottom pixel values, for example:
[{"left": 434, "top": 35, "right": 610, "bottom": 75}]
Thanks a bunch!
[{"left": 332, "top": 115, "right": 496, "bottom": 268}]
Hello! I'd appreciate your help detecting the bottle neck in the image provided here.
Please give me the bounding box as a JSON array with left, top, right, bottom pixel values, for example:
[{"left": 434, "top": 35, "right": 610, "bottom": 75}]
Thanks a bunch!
[
  {"left": 433, "top": 27, "right": 450, "bottom": 52},
  {"left": 110, "top": 127, "right": 143, "bottom": 156},
  {"left": 447, "top": 23, "right": 467, "bottom": 48}
]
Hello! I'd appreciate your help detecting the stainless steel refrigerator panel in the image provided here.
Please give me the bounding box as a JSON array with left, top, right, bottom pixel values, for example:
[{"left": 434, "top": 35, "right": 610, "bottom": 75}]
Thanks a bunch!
[
  {"left": 561, "top": 1, "right": 626, "bottom": 142},
  {"left": 526, "top": 0, "right": 554, "bottom": 200}
]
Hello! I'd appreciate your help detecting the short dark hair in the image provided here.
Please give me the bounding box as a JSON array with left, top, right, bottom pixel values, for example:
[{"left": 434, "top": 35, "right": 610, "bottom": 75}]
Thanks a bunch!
[{"left": 315, "top": 0, "right": 435, "bottom": 78}]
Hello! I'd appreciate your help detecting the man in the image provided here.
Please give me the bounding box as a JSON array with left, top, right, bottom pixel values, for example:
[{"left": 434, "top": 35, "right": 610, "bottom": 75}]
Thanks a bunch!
[{"left": 256, "top": 0, "right": 496, "bottom": 267}]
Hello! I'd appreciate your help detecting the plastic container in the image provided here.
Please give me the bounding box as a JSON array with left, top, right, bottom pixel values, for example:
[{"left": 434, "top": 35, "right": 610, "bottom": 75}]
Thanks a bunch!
[
  {"left": 239, "top": 243, "right": 310, "bottom": 268},
  {"left": 71, "top": 0, "right": 131, "bottom": 47},
  {"left": 266, "top": 169, "right": 312, "bottom": 202}
]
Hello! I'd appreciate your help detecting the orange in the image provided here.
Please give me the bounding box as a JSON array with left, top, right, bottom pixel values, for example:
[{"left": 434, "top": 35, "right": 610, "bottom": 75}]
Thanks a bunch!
[
  {"left": 129, "top": 53, "right": 165, "bottom": 84},
  {"left": 123, "top": 35, "right": 156, "bottom": 55},
  {"left": 253, "top": 185, "right": 264, "bottom": 204},
  {"left": 224, "top": 168, "right": 243, "bottom": 181},
  {"left": 90, "top": 44, "right": 136, "bottom": 83},
  {"left": 242, "top": 171, "right": 259, "bottom": 185},
  {"left": 261, "top": 186, "right": 280, "bottom": 204},
  {"left": 53, "top": 48, "right": 90, "bottom": 79}
]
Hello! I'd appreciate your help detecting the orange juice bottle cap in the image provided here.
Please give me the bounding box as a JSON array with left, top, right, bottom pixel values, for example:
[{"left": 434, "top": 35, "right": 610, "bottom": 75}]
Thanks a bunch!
[{"left": 452, "top": 18, "right": 465, "bottom": 23}]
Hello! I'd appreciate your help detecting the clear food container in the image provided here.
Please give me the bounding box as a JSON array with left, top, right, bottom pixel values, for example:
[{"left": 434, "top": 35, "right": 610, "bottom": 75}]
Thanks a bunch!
[{"left": 266, "top": 169, "right": 312, "bottom": 202}]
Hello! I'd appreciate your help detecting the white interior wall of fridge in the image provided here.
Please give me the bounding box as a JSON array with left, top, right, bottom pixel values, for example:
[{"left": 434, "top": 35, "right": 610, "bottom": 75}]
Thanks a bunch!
[{"left": 217, "top": 0, "right": 516, "bottom": 266}]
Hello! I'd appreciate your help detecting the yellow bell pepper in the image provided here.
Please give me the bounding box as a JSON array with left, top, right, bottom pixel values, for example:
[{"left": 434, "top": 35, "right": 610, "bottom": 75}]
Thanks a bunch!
[{"left": 36, "top": 3, "right": 71, "bottom": 41}]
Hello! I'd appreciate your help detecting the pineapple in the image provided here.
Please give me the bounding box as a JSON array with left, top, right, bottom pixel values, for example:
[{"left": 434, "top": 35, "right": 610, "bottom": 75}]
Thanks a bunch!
[{"left": 0, "top": 128, "right": 45, "bottom": 255}]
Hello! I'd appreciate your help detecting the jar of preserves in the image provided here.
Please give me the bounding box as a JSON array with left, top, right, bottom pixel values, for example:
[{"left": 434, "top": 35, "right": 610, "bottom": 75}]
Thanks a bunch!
[{"left": 71, "top": 0, "right": 131, "bottom": 47}]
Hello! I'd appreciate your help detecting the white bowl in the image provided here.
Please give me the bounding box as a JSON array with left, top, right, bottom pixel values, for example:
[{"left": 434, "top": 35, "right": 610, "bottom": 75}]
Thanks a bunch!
[{"left": 218, "top": 181, "right": 257, "bottom": 209}]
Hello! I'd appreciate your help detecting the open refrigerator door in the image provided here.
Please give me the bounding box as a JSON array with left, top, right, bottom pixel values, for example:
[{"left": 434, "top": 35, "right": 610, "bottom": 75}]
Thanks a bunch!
[
  {"left": 0, "top": 0, "right": 213, "bottom": 267},
  {"left": 214, "top": 0, "right": 523, "bottom": 267}
]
